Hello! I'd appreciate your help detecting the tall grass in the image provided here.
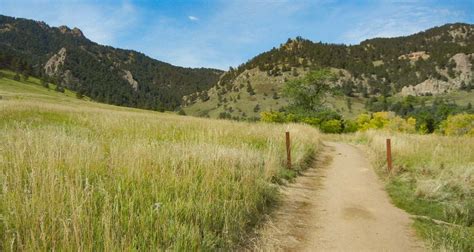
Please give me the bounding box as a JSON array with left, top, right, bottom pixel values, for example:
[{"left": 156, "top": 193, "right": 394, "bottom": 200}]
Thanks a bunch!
[
  {"left": 0, "top": 99, "right": 321, "bottom": 250},
  {"left": 346, "top": 131, "right": 474, "bottom": 250}
]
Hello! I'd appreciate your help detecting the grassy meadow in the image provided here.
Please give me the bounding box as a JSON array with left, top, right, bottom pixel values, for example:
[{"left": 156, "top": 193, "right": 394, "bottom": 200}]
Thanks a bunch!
[
  {"left": 340, "top": 131, "right": 474, "bottom": 251},
  {"left": 0, "top": 72, "right": 322, "bottom": 250}
]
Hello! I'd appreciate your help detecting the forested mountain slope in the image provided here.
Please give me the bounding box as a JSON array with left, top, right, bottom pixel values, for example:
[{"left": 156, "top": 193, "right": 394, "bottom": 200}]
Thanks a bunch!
[
  {"left": 0, "top": 15, "right": 223, "bottom": 110},
  {"left": 184, "top": 23, "right": 474, "bottom": 119}
]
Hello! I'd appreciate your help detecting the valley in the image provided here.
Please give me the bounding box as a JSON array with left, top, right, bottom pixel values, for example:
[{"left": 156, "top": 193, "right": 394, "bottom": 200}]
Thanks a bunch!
[{"left": 0, "top": 12, "right": 473, "bottom": 251}]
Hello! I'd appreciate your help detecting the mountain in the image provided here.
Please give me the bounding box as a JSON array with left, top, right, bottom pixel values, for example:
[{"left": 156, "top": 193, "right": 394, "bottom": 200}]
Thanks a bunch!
[
  {"left": 183, "top": 23, "right": 474, "bottom": 119},
  {"left": 0, "top": 15, "right": 223, "bottom": 110}
]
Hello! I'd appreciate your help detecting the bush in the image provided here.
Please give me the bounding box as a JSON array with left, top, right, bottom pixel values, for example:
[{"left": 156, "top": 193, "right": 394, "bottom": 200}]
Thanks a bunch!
[
  {"left": 320, "top": 119, "right": 343, "bottom": 133},
  {"left": 260, "top": 111, "right": 286, "bottom": 123},
  {"left": 386, "top": 116, "right": 416, "bottom": 133},
  {"left": 356, "top": 112, "right": 417, "bottom": 133},
  {"left": 369, "top": 111, "right": 391, "bottom": 129},
  {"left": 343, "top": 119, "right": 358, "bottom": 133},
  {"left": 55, "top": 85, "right": 65, "bottom": 93},
  {"left": 41, "top": 78, "right": 50, "bottom": 89},
  {"left": 439, "top": 113, "right": 474, "bottom": 136},
  {"left": 76, "top": 91, "right": 84, "bottom": 99},
  {"left": 356, "top": 113, "right": 371, "bottom": 131}
]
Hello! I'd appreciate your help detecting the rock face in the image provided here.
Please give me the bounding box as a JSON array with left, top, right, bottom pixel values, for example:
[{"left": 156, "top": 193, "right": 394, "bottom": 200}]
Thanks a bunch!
[
  {"left": 452, "top": 53, "right": 473, "bottom": 83},
  {"left": 43, "top": 48, "right": 80, "bottom": 88},
  {"left": 401, "top": 78, "right": 452, "bottom": 96},
  {"left": 401, "top": 53, "right": 473, "bottom": 96},
  {"left": 122, "top": 70, "right": 138, "bottom": 91},
  {"left": 58, "top": 26, "right": 84, "bottom": 37},
  {"left": 44, "top": 48, "right": 66, "bottom": 76},
  {"left": 398, "top": 51, "right": 430, "bottom": 61}
]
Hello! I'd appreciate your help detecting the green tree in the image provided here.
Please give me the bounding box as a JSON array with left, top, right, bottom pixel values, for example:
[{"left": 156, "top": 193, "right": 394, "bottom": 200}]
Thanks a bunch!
[
  {"left": 40, "top": 78, "right": 49, "bottom": 89},
  {"left": 253, "top": 104, "right": 260, "bottom": 113},
  {"left": 283, "top": 69, "right": 334, "bottom": 111},
  {"left": 55, "top": 84, "right": 65, "bottom": 93},
  {"left": 22, "top": 72, "right": 30, "bottom": 81},
  {"left": 346, "top": 98, "right": 352, "bottom": 112},
  {"left": 246, "top": 82, "right": 255, "bottom": 95},
  {"left": 76, "top": 90, "right": 84, "bottom": 99}
]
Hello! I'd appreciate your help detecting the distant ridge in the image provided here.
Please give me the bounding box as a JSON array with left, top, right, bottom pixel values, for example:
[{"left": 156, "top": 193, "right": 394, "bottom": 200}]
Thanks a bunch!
[
  {"left": 183, "top": 23, "right": 474, "bottom": 119},
  {"left": 0, "top": 14, "right": 223, "bottom": 110}
]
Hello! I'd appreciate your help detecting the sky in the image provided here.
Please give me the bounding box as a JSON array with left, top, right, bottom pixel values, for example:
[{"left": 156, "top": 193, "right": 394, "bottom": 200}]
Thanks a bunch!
[{"left": 1, "top": 0, "right": 473, "bottom": 70}]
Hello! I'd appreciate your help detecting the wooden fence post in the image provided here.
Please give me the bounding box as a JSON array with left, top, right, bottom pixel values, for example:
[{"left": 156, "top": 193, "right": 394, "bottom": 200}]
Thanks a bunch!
[
  {"left": 286, "top": 131, "right": 291, "bottom": 169},
  {"left": 386, "top": 138, "right": 392, "bottom": 173}
]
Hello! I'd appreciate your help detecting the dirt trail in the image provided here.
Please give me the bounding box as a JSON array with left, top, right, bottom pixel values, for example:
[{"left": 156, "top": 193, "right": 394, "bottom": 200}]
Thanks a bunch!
[{"left": 254, "top": 142, "right": 424, "bottom": 251}]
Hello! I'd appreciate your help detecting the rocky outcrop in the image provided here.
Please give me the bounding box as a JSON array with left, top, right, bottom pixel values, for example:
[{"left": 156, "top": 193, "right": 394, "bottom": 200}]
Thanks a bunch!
[
  {"left": 401, "top": 78, "right": 453, "bottom": 96},
  {"left": 0, "top": 23, "right": 14, "bottom": 33},
  {"left": 451, "top": 53, "right": 473, "bottom": 83},
  {"left": 58, "top": 26, "right": 84, "bottom": 37},
  {"left": 401, "top": 53, "right": 473, "bottom": 96},
  {"left": 122, "top": 70, "right": 138, "bottom": 91},
  {"left": 398, "top": 51, "right": 430, "bottom": 61},
  {"left": 44, "top": 48, "right": 66, "bottom": 76}
]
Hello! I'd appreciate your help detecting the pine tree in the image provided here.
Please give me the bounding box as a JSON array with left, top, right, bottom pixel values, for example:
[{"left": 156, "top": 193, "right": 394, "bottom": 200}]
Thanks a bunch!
[
  {"left": 346, "top": 98, "right": 352, "bottom": 112},
  {"left": 246, "top": 82, "right": 255, "bottom": 95},
  {"left": 253, "top": 104, "right": 260, "bottom": 113}
]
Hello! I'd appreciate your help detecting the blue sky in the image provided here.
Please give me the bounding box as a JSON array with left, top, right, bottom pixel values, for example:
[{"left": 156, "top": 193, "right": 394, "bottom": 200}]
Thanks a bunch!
[{"left": 1, "top": 0, "right": 473, "bottom": 70}]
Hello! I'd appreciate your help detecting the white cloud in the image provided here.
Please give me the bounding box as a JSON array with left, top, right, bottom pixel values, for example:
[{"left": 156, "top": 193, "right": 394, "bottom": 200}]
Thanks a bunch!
[
  {"left": 141, "top": 0, "right": 314, "bottom": 69},
  {"left": 340, "top": 4, "right": 467, "bottom": 44},
  {"left": 0, "top": 0, "right": 470, "bottom": 69},
  {"left": 188, "top": 16, "right": 199, "bottom": 21}
]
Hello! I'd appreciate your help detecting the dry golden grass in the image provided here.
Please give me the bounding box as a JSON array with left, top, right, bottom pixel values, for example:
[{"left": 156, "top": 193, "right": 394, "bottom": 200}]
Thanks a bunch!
[{"left": 0, "top": 83, "right": 321, "bottom": 251}]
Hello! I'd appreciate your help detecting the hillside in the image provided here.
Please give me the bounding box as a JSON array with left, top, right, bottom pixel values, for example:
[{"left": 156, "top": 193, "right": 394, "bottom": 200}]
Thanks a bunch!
[
  {"left": 184, "top": 23, "right": 474, "bottom": 119},
  {"left": 0, "top": 70, "right": 322, "bottom": 250},
  {"left": 0, "top": 15, "right": 223, "bottom": 111}
]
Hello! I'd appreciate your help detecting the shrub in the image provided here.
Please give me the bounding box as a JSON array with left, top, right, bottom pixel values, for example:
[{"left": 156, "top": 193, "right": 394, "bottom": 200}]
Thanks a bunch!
[
  {"left": 320, "top": 119, "right": 343, "bottom": 133},
  {"left": 369, "top": 111, "right": 391, "bottom": 129},
  {"left": 300, "top": 117, "right": 321, "bottom": 127},
  {"left": 41, "top": 78, "right": 49, "bottom": 89},
  {"left": 55, "top": 85, "right": 65, "bottom": 93},
  {"left": 439, "top": 113, "right": 474, "bottom": 136},
  {"left": 356, "top": 113, "right": 371, "bottom": 131},
  {"left": 343, "top": 119, "right": 358, "bottom": 133},
  {"left": 386, "top": 116, "right": 416, "bottom": 133},
  {"left": 260, "top": 111, "right": 286, "bottom": 123}
]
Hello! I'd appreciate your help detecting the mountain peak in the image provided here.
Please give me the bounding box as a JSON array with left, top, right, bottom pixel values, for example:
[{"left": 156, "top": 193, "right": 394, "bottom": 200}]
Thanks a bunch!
[{"left": 57, "top": 25, "right": 84, "bottom": 37}]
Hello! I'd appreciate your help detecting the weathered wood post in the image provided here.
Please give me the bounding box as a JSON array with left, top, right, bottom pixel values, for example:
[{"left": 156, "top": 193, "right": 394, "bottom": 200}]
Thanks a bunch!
[
  {"left": 386, "top": 138, "right": 392, "bottom": 173},
  {"left": 286, "top": 131, "right": 291, "bottom": 169}
]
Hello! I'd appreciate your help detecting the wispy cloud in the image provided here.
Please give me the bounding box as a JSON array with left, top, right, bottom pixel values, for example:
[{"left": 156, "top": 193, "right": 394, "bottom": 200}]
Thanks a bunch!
[
  {"left": 0, "top": 0, "right": 138, "bottom": 45},
  {"left": 188, "top": 16, "right": 199, "bottom": 21},
  {"left": 0, "top": 0, "right": 472, "bottom": 69},
  {"left": 340, "top": 3, "right": 468, "bottom": 44}
]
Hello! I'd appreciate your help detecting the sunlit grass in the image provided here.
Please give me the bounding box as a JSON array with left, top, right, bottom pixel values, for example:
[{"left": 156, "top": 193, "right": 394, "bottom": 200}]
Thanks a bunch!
[
  {"left": 0, "top": 75, "right": 322, "bottom": 250},
  {"left": 340, "top": 130, "right": 474, "bottom": 250}
]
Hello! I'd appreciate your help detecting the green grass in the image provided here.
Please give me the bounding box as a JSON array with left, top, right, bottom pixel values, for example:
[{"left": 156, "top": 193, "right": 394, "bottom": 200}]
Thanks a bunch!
[
  {"left": 0, "top": 70, "right": 83, "bottom": 101},
  {"left": 0, "top": 71, "right": 322, "bottom": 250},
  {"left": 183, "top": 67, "right": 299, "bottom": 119},
  {"left": 414, "top": 219, "right": 474, "bottom": 251},
  {"left": 340, "top": 131, "right": 474, "bottom": 250}
]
